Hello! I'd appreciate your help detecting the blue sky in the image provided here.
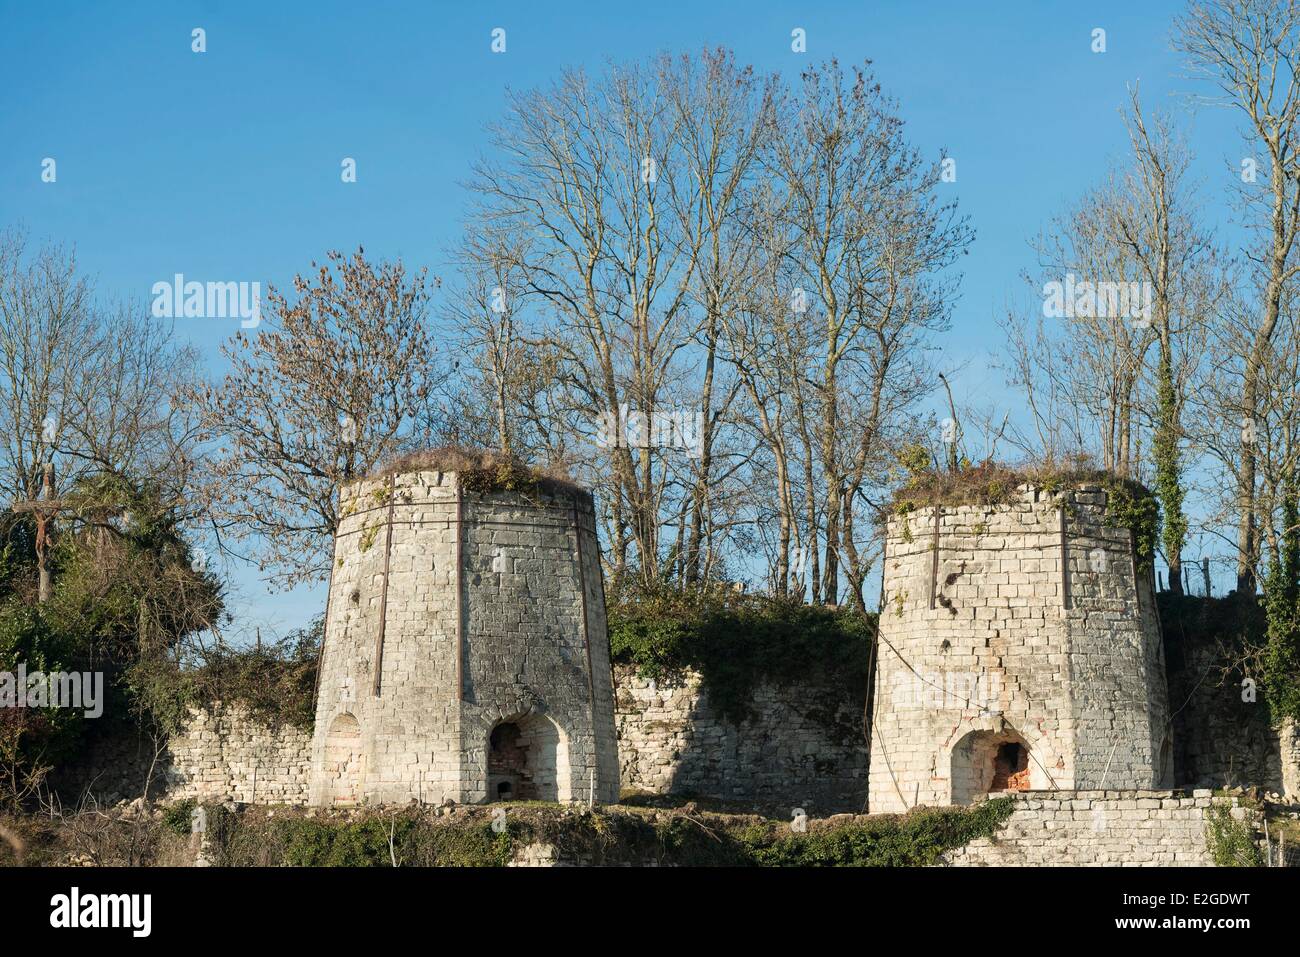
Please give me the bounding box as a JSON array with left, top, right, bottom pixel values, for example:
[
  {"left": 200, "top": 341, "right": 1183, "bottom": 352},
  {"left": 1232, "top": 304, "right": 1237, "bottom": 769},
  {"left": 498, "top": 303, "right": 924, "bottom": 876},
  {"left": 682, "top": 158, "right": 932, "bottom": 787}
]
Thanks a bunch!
[{"left": 0, "top": 1, "right": 1246, "bottom": 633}]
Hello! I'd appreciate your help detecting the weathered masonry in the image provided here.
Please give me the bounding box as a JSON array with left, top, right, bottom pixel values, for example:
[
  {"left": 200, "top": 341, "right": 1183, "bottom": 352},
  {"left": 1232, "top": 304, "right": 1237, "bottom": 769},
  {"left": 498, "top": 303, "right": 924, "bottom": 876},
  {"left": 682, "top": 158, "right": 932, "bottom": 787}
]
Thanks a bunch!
[
  {"left": 869, "top": 483, "right": 1171, "bottom": 813},
  {"left": 309, "top": 469, "right": 620, "bottom": 806},
  {"left": 614, "top": 664, "right": 868, "bottom": 813},
  {"left": 942, "top": 789, "right": 1261, "bottom": 866}
]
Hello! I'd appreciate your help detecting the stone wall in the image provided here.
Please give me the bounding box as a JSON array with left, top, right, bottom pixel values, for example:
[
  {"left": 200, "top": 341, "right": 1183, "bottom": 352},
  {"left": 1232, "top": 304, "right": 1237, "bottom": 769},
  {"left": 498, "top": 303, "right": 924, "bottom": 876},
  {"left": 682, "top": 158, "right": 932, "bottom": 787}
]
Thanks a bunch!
[
  {"left": 53, "top": 706, "right": 311, "bottom": 807},
  {"left": 869, "top": 485, "right": 1171, "bottom": 814},
  {"left": 943, "top": 789, "right": 1257, "bottom": 866},
  {"left": 1285, "top": 720, "right": 1300, "bottom": 798},
  {"left": 509, "top": 791, "right": 1264, "bottom": 867},
  {"left": 48, "top": 475, "right": 1293, "bottom": 821},
  {"left": 1166, "top": 621, "right": 1300, "bottom": 796},
  {"left": 614, "top": 665, "right": 868, "bottom": 814},
  {"left": 60, "top": 660, "right": 868, "bottom": 814}
]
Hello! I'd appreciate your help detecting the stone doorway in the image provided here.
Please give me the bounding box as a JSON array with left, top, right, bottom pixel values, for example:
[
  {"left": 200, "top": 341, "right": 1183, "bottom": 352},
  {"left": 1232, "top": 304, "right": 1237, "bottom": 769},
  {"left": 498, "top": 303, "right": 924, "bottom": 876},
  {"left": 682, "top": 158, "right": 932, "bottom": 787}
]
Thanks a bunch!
[
  {"left": 486, "top": 713, "right": 570, "bottom": 802},
  {"left": 322, "top": 712, "right": 364, "bottom": 806}
]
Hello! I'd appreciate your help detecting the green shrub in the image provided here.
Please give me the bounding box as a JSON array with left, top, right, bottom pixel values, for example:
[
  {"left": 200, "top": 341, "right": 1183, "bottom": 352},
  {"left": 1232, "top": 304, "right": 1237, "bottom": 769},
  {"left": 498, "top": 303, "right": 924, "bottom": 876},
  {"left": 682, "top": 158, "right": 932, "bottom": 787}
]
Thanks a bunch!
[
  {"left": 232, "top": 800, "right": 1011, "bottom": 867},
  {"left": 1205, "top": 804, "right": 1262, "bottom": 867},
  {"left": 126, "top": 616, "right": 321, "bottom": 735},
  {"left": 0, "top": 599, "right": 96, "bottom": 805},
  {"left": 161, "top": 799, "right": 197, "bottom": 837},
  {"left": 11, "top": 798, "right": 1017, "bottom": 868},
  {"left": 745, "top": 799, "right": 1015, "bottom": 866},
  {"left": 0, "top": 473, "right": 225, "bottom": 804},
  {"left": 234, "top": 813, "right": 514, "bottom": 867},
  {"left": 608, "top": 589, "right": 874, "bottom": 733}
]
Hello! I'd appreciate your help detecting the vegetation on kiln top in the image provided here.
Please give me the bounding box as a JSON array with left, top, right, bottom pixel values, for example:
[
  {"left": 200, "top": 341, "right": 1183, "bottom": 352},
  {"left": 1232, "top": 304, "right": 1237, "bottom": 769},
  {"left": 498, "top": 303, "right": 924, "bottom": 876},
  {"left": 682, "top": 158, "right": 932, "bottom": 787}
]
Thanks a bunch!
[
  {"left": 356, "top": 446, "right": 586, "bottom": 498},
  {"left": 892, "top": 459, "right": 1152, "bottom": 509},
  {"left": 892, "top": 458, "right": 1160, "bottom": 561}
]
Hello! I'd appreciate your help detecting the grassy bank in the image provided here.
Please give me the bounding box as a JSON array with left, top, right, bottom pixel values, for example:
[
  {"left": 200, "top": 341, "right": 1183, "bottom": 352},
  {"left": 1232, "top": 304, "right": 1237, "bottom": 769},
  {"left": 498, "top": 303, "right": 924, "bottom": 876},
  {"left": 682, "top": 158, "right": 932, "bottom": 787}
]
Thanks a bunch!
[{"left": 0, "top": 797, "right": 1014, "bottom": 868}]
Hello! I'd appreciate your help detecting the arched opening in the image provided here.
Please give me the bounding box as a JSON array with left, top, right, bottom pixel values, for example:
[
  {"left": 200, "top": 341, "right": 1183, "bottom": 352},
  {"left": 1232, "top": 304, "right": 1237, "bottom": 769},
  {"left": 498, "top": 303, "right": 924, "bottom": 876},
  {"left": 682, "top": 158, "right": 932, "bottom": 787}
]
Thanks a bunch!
[
  {"left": 323, "top": 712, "right": 363, "bottom": 806},
  {"left": 951, "top": 727, "right": 1036, "bottom": 805},
  {"left": 486, "top": 713, "right": 570, "bottom": 802}
]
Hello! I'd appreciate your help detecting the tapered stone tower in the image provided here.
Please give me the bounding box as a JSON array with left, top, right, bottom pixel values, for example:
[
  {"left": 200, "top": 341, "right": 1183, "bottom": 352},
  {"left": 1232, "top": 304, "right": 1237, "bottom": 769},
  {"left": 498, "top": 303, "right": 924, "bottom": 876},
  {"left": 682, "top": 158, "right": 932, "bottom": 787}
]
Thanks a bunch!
[
  {"left": 868, "top": 481, "right": 1171, "bottom": 813},
  {"left": 309, "top": 458, "right": 620, "bottom": 806}
]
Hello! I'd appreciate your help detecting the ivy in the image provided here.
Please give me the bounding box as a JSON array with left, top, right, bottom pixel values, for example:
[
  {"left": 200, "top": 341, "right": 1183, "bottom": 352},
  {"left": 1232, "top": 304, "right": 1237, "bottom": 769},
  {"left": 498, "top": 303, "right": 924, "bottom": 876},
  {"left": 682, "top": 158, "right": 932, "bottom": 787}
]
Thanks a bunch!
[
  {"left": 1152, "top": 355, "right": 1188, "bottom": 582},
  {"left": 358, "top": 522, "right": 379, "bottom": 553},
  {"left": 161, "top": 799, "right": 198, "bottom": 836},
  {"left": 743, "top": 798, "right": 1014, "bottom": 866},
  {"left": 608, "top": 590, "right": 874, "bottom": 736},
  {"left": 1261, "top": 481, "right": 1300, "bottom": 723},
  {"left": 1101, "top": 476, "right": 1161, "bottom": 565}
]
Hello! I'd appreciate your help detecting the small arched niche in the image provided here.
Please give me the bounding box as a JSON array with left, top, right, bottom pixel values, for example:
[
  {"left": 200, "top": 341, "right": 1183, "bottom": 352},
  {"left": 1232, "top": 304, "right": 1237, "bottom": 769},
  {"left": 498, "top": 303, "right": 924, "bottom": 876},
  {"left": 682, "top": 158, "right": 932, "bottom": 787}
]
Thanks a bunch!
[
  {"left": 950, "top": 726, "right": 1039, "bottom": 805},
  {"left": 323, "top": 712, "right": 364, "bottom": 806},
  {"left": 486, "top": 712, "right": 571, "bottom": 802}
]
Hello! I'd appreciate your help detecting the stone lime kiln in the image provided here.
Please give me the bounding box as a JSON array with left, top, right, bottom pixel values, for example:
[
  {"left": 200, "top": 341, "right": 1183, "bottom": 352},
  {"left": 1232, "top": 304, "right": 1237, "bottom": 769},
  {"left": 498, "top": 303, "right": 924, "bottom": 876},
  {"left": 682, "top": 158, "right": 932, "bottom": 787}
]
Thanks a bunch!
[
  {"left": 309, "top": 455, "right": 620, "bottom": 806},
  {"left": 868, "top": 479, "right": 1171, "bottom": 813}
]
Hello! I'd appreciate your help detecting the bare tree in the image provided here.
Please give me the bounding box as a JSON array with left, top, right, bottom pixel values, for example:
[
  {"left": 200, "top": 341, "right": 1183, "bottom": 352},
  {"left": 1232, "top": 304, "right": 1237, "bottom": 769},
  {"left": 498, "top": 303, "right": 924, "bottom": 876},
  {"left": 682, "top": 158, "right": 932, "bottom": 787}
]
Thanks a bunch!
[
  {"left": 1176, "top": 0, "right": 1300, "bottom": 592},
  {"left": 767, "top": 59, "right": 972, "bottom": 605},
  {"left": 197, "top": 248, "right": 441, "bottom": 587},
  {"left": 997, "top": 300, "right": 1091, "bottom": 464},
  {"left": 720, "top": 181, "right": 809, "bottom": 596},
  {"left": 464, "top": 58, "right": 703, "bottom": 589},
  {"left": 457, "top": 54, "right": 968, "bottom": 604},
  {"left": 1024, "top": 178, "right": 1153, "bottom": 474},
  {"left": 1112, "top": 90, "right": 1220, "bottom": 593},
  {"left": 0, "top": 229, "right": 201, "bottom": 601},
  {"left": 442, "top": 229, "right": 575, "bottom": 466},
  {"left": 0, "top": 231, "right": 92, "bottom": 599},
  {"left": 662, "top": 49, "right": 771, "bottom": 585}
]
